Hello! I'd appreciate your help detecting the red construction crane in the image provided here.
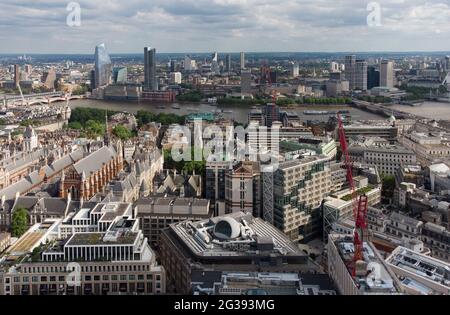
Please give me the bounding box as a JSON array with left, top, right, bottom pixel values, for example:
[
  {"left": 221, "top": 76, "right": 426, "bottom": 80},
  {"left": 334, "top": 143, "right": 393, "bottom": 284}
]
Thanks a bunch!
[
  {"left": 261, "top": 65, "right": 277, "bottom": 102},
  {"left": 337, "top": 113, "right": 368, "bottom": 276}
]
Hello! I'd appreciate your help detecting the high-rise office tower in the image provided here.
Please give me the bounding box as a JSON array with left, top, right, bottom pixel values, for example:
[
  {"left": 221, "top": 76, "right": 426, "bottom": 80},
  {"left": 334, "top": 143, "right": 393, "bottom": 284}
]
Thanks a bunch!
[
  {"left": 24, "top": 64, "right": 32, "bottom": 75},
  {"left": 170, "top": 72, "right": 182, "bottom": 84},
  {"left": 112, "top": 67, "right": 128, "bottom": 84},
  {"left": 184, "top": 55, "right": 196, "bottom": 71},
  {"left": 211, "top": 52, "right": 218, "bottom": 63},
  {"left": 225, "top": 54, "right": 231, "bottom": 72},
  {"left": 367, "top": 66, "right": 380, "bottom": 90},
  {"left": 94, "top": 43, "right": 112, "bottom": 89},
  {"left": 90, "top": 70, "right": 96, "bottom": 91},
  {"left": 330, "top": 62, "right": 340, "bottom": 73},
  {"left": 344, "top": 55, "right": 356, "bottom": 90},
  {"left": 241, "top": 70, "right": 252, "bottom": 94},
  {"left": 144, "top": 47, "right": 158, "bottom": 91},
  {"left": 42, "top": 68, "right": 57, "bottom": 89},
  {"left": 170, "top": 60, "right": 176, "bottom": 73},
  {"left": 289, "top": 62, "right": 299, "bottom": 77},
  {"left": 380, "top": 60, "right": 394, "bottom": 89},
  {"left": 263, "top": 103, "right": 280, "bottom": 127},
  {"left": 14, "top": 64, "right": 20, "bottom": 87},
  {"left": 355, "top": 59, "right": 368, "bottom": 91},
  {"left": 240, "top": 52, "right": 246, "bottom": 70}
]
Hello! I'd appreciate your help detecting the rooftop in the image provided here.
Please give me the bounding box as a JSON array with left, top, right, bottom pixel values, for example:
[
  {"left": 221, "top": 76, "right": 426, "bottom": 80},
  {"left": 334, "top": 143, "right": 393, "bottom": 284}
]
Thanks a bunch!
[
  {"left": 386, "top": 246, "right": 450, "bottom": 294},
  {"left": 66, "top": 230, "right": 138, "bottom": 246},
  {"left": 170, "top": 212, "right": 305, "bottom": 259},
  {"left": 332, "top": 234, "right": 398, "bottom": 294}
]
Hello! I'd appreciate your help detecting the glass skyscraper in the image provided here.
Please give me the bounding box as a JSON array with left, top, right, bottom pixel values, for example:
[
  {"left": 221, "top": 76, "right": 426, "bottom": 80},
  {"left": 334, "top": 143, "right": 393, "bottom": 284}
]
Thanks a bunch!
[
  {"left": 144, "top": 47, "right": 158, "bottom": 91},
  {"left": 94, "top": 43, "right": 112, "bottom": 88},
  {"left": 112, "top": 67, "right": 127, "bottom": 84}
]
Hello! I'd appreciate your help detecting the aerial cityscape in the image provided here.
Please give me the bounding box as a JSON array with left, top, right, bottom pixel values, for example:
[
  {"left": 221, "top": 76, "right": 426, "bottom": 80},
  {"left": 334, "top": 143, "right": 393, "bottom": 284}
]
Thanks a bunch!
[{"left": 0, "top": 0, "right": 449, "bottom": 303}]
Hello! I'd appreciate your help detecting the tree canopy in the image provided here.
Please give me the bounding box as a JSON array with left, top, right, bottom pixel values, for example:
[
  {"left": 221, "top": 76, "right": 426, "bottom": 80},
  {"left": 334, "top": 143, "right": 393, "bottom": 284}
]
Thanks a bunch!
[
  {"left": 113, "top": 125, "right": 132, "bottom": 140},
  {"left": 11, "top": 207, "right": 28, "bottom": 238}
]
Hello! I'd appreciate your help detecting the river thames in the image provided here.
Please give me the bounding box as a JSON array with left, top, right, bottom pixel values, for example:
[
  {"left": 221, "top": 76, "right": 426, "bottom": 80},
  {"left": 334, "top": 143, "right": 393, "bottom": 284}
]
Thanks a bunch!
[
  {"left": 68, "top": 99, "right": 387, "bottom": 124},
  {"left": 390, "top": 101, "right": 450, "bottom": 121}
]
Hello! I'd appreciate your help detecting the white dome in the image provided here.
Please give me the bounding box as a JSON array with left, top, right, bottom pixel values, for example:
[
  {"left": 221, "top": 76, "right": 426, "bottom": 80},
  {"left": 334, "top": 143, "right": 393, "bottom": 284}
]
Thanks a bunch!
[{"left": 214, "top": 217, "right": 241, "bottom": 240}]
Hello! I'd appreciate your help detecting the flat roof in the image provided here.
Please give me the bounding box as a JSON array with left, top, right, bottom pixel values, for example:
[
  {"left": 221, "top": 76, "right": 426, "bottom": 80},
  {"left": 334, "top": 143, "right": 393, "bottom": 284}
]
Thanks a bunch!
[
  {"left": 170, "top": 212, "right": 305, "bottom": 259},
  {"left": 66, "top": 231, "right": 138, "bottom": 246},
  {"left": 8, "top": 232, "right": 45, "bottom": 253},
  {"left": 331, "top": 234, "right": 398, "bottom": 293},
  {"left": 386, "top": 246, "right": 450, "bottom": 291}
]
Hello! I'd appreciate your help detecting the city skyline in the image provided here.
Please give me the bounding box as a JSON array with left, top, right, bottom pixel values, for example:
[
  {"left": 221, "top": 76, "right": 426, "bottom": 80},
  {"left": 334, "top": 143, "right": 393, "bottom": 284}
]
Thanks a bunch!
[{"left": 1, "top": 0, "right": 450, "bottom": 54}]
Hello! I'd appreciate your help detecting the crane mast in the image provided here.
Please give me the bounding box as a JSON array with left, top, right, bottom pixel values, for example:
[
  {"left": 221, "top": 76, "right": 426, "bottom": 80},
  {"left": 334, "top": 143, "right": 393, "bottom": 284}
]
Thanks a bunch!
[{"left": 337, "top": 113, "right": 368, "bottom": 276}]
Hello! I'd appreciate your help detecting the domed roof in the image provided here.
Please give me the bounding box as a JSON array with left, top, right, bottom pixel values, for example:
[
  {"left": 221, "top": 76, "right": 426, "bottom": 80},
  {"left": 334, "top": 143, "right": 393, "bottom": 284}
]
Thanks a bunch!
[
  {"left": 388, "top": 115, "right": 396, "bottom": 123},
  {"left": 213, "top": 217, "right": 241, "bottom": 240}
]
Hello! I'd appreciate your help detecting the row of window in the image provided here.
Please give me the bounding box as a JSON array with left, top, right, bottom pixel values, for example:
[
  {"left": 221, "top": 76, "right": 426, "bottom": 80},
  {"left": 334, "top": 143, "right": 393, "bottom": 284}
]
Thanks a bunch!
[
  {"left": 22, "top": 264, "right": 151, "bottom": 274},
  {"left": 6, "top": 273, "right": 161, "bottom": 284}
]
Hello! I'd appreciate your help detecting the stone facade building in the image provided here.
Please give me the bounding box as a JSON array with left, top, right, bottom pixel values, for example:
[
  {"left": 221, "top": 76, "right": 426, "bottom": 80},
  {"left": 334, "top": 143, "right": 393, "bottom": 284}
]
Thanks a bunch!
[{"left": 60, "top": 144, "right": 123, "bottom": 201}]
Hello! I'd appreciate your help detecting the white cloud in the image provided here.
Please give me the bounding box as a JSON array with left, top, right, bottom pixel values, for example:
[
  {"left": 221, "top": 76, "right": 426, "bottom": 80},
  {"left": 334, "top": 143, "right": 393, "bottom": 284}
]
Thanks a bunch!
[{"left": 0, "top": 0, "right": 449, "bottom": 53}]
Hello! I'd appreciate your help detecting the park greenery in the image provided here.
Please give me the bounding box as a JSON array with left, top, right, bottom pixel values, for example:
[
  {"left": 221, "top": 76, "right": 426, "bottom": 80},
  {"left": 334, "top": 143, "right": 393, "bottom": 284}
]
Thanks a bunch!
[
  {"left": 217, "top": 96, "right": 352, "bottom": 106},
  {"left": 136, "top": 110, "right": 185, "bottom": 127},
  {"left": 20, "top": 119, "right": 41, "bottom": 127},
  {"left": 163, "top": 147, "right": 206, "bottom": 176},
  {"left": 71, "top": 84, "right": 89, "bottom": 96},
  {"left": 274, "top": 96, "right": 352, "bottom": 106},
  {"left": 399, "top": 84, "right": 447, "bottom": 101},
  {"left": 176, "top": 90, "right": 203, "bottom": 102},
  {"left": 11, "top": 207, "right": 28, "bottom": 238},
  {"left": 70, "top": 107, "right": 117, "bottom": 126},
  {"left": 112, "top": 125, "right": 133, "bottom": 141},
  {"left": 68, "top": 107, "right": 117, "bottom": 138},
  {"left": 356, "top": 95, "right": 393, "bottom": 104},
  {"left": 68, "top": 108, "right": 186, "bottom": 138}
]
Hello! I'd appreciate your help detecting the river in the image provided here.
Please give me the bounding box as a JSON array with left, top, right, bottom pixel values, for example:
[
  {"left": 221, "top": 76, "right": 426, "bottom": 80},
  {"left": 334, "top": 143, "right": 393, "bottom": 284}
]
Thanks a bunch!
[
  {"left": 68, "top": 99, "right": 385, "bottom": 124},
  {"left": 390, "top": 101, "right": 450, "bottom": 121}
]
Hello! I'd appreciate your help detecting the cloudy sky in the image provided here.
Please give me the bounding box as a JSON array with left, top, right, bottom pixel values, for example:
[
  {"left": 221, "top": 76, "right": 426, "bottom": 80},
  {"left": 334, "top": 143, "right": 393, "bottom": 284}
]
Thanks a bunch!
[{"left": 0, "top": 0, "right": 449, "bottom": 54}]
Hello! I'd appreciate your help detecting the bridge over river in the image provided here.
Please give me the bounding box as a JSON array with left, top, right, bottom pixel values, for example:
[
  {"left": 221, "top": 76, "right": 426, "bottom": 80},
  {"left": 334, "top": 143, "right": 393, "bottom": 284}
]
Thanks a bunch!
[{"left": 2, "top": 92, "right": 84, "bottom": 107}]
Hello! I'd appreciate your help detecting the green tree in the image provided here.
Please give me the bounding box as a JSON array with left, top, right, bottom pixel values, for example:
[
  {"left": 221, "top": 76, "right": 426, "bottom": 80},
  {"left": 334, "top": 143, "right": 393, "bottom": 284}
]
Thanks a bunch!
[
  {"left": 113, "top": 125, "right": 132, "bottom": 140},
  {"left": 176, "top": 90, "right": 203, "bottom": 102},
  {"left": 11, "top": 208, "right": 28, "bottom": 237},
  {"left": 85, "top": 120, "right": 105, "bottom": 137},
  {"left": 382, "top": 175, "right": 396, "bottom": 201},
  {"left": 68, "top": 121, "right": 83, "bottom": 130}
]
